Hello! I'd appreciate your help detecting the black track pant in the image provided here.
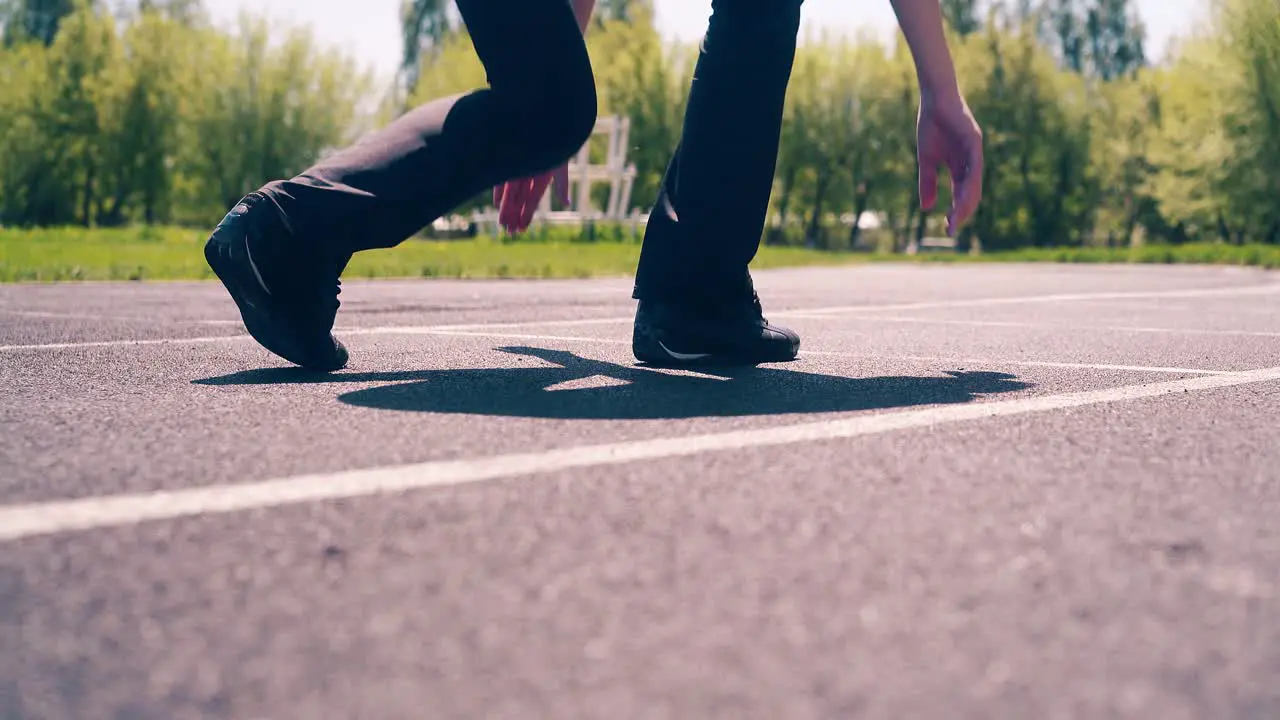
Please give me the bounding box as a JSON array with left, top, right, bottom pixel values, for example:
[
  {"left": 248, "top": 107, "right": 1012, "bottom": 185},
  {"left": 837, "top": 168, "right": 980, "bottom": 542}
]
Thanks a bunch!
[
  {"left": 258, "top": 0, "right": 802, "bottom": 306},
  {"left": 635, "top": 0, "right": 803, "bottom": 305}
]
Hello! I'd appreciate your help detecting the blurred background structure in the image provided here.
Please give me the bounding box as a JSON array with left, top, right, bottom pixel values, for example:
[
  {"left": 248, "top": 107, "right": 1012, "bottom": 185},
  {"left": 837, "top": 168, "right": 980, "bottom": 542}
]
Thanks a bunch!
[
  {"left": 467, "top": 115, "right": 645, "bottom": 237},
  {"left": 0, "top": 0, "right": 1276, "bottom": 254}
]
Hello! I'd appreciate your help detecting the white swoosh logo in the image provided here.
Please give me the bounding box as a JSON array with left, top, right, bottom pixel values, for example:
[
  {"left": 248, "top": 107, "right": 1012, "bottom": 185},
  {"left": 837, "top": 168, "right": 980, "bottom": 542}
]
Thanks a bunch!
[{"left": 658, "top": 341, "right": 710, "bottom": 361}]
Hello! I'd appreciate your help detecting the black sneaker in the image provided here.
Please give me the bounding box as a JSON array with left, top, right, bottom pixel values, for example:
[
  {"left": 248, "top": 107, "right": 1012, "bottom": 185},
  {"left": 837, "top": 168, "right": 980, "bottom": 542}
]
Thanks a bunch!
[
  {"left": 203, "top": 192, "right": 349, "bottom": 372},
  {"left": 632, "top": 290, "right": 801, "bottom": 366}
]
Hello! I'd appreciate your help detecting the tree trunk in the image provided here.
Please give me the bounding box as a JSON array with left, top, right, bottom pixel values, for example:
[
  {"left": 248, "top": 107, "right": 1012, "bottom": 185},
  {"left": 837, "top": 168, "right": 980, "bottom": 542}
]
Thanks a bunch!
[
  {"left": 973, "top": 146, "right": 998, "bottom": 250},
  {"left": 807, "top": 172, "right": 830, "bottom": 249},
  {"left": 1216, "top": 210, "right": 1231, "bottom": 245},
  {"left": 772, "top": 165, "right": 798, "bottom": 246},
  {"left": 1049, "top": 148, "right": 1073, "bottom": 245},
  {"left": 80, "top": 159, "right": 96, "bottom": 227},
  {"left": 900, "top": 188, "right": 919, "bottom": 253},
  {"left": 102, "top": 170, "right": 131, "bottom": 227},
  {"left": 1120, "top": 198, "right": 1138, "bottom": 248},
  {"left": 848, "top": 184, "right": 873, "bottom": 248},
  {"left": 1018, "top": 144, "right": 1041, "bottom": 247}
]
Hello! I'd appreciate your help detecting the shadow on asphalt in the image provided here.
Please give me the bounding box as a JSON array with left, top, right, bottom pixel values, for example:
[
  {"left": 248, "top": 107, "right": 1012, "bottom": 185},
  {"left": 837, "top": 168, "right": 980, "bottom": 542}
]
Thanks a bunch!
[{"left": 194, "top": 346, "right": 1033, "bottom": 420}]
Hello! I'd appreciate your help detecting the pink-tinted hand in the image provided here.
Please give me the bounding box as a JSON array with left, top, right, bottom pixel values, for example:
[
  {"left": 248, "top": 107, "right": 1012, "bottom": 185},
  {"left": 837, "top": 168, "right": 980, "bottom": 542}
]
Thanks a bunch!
[
  {"left": 492, "top": 162, "right": 572, "bottom": 234},
  {"left": 917, "top": 93, "right": 984, "bottom": 236}
]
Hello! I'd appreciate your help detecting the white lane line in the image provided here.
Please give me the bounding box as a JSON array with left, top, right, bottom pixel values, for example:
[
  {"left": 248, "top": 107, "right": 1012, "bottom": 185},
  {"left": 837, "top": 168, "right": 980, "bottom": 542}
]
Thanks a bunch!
[
  {"left": 345, "top": 327, "right": 631, "bottom": 345},
  {"left": 339, "top": 328, "right": 1235, "bottom": 376},
  {"left": 3, "top": 281, "right": 1278, "bottom": 352},
  {"left": 784, "top": 283, "right": 1280, "bottom": 318},
  {"left": 4, "top": 365, "right": 1280, "bottom": 543},
  {"left": 0, "top": 335, "right": 252, "bottom": 352},
  {"left": 820, "top": 315, "right": 1280, "bottom": 338},
  {"left": 0, "top": 308, "right": 243, "bottom": 326},
  {"left": 0, "top": 326, "right": 567, "bottom": 352},
  {"left": 426, "top": 316, "right": 631, "bottom": 331},
  {"left": 0, "top": 282, "right": 1275, "bottom": 337},
  {"left": 0, "top": 309, "right": 152, "bottom": 322},
  {"left": 0, "top": 325, "right": 1236, "bottom": 377},
  {"left": 798, "top": 350, "right": 1235, "bottom": 376},
  {"left": 418, "top": 284, "right": 1280, "bottom": 332}
]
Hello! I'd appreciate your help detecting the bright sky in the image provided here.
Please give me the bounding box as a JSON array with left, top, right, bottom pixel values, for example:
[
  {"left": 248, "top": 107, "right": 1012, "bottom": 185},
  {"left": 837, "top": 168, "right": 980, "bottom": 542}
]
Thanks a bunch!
[{"left": 207, "top": 0, "right": 1206, "bottom": 81}]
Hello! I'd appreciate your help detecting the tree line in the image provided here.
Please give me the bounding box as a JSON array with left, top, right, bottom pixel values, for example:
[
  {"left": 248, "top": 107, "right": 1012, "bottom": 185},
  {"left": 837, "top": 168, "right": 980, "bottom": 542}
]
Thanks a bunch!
[
  {"left": 2, "top": 0, "right": 1278, "bottom": 253},
  {"left": 0, "top": 0, "right": 373, "bottom": 228}
]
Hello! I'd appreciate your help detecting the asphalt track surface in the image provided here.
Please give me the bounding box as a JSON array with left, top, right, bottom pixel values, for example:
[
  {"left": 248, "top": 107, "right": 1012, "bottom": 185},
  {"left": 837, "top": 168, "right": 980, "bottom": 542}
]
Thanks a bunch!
[{"left": 4, "top": 263, "right": 1280, "bottom": 719}]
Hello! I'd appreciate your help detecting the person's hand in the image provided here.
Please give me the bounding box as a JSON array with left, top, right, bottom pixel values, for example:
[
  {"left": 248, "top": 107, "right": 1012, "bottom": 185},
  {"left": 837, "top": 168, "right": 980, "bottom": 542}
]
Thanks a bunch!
[
  {"left": 493, "top": 162, "right": 571, "bottom": 234},
  {"left": 916, "top": 90, "right": 984, "bottom": 236}
]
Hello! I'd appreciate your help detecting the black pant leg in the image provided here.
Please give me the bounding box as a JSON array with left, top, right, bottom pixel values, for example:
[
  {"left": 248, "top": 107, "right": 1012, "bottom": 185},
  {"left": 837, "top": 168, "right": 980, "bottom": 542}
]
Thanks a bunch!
[
  {"left": 258, "top": 0, "right": 597, "bottom": 258},
  {"left": 634, "top": 0, "right": 803, "bottom": 305}
]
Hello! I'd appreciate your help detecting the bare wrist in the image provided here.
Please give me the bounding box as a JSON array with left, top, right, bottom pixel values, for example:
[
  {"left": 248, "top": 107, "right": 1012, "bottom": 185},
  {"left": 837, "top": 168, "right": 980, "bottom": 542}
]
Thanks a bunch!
[{"left": 920, "top": 77, "right": 963, "bottom": 107}]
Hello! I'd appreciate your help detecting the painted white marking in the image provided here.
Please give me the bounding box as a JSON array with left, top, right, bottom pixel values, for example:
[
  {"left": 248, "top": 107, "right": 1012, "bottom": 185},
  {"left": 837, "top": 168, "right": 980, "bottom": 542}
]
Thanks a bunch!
[
  {"left": 352, "top": 327, "right": 630, "bottom": 345},
  {"left": 427, "top": 316, "right": 632, "bottom": 332},
  {"left": 798, "top": 350, "right": 1235, "bottom": 375},
  {"left": 0, "top": 309, "right": 152, "bottom": 322},
  {"left": 340, "top": 327, "right": 1237, "bottom": 377},
  {"left": 418, "top": 284, "right": 1280, "bottom": 332},
  {"left": 2, "top": 282, "right": 1278, "bottom": 353},
  {"left": 0, "top": 325, "right": 1237, "bottom": 377},
  {"left": 634, "top": 367, "right": 733, "bottom": 380},
  {"left": 542, "top": 375, "right": 631, "bottom": 392},
  {"left": 0, "top": 309, "right": 257, "bottom": 326},
  {"left": 0, "top": 335, "right": 251, "bottom": 352},
  {"left": 3, "top": 365, "right": 1280, "bottom": 542},
  {"left": 826, "top": 315, "right": 1280, "bottom": 338},
  {"left": 0, "top": 327, "right": 623, "bottom": 352},
  {"left": 786, "top": 283, "right": 1280, "bottom": 318}
]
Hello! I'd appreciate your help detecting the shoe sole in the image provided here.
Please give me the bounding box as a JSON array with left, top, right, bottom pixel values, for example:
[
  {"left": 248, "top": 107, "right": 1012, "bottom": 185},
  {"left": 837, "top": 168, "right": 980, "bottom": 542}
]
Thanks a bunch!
[
  {"left": 204, "top": 231, "right": 348, "bottom": 372},
  {"left": 632, "top": 326, "right": 799, "bottom": 367}
]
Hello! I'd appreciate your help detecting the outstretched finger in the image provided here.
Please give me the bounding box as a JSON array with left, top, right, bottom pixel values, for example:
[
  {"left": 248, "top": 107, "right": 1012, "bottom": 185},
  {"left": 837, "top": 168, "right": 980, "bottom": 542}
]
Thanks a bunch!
[
  {"left": 499, "top": 179, "right": 529, "bottom": 232},
  {"left": 919, "top": 161, "right": 939, "bottom": 213},
  {"left": 518, "top": 174, "right": 553, "bottom": 231},
  {"left": 952, "top": 141, "right": 985, "bottom": 232},
  {"left": 497, "top": 182, "right": 514, "bottom": 231}
]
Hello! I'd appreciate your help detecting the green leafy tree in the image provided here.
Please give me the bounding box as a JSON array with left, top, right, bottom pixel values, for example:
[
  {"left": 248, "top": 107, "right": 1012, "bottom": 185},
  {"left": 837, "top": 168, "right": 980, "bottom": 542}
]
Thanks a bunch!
[
  {"left": 585, "top": 3, "right": 693, "bottom": 211},
  {"left": 398, "top": 0, "right": 452, "bottom": 97},
  {"left": 37, "top": 3, "right": 118, "bottom": 225},
  {"left": 942, "top": 0, "right": 983, "bottom": 36},
  {"left": 1, "top": 0, "right": 1278, "bottom": 256},
  {"left": 1, "top": 0, "right": 81, "bottom": 46},
  {"left": 1042, "top": 0, "right": 1145, "bottom": 79},
  {"left": 1084, "top": 0, "right": 1146, "bottom": 81},
  {"left": 131, "top": 0, "right": 206, "bottom": 26},
  {"left": 1215, "top": 0, "right": 1280, "bottom": 242}
]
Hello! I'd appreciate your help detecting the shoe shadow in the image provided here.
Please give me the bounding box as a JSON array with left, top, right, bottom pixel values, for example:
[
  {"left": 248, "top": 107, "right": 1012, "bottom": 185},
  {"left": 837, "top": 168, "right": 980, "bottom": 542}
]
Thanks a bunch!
[{"left": 194, "top": 346, "right": 1033, "bottom": 421}]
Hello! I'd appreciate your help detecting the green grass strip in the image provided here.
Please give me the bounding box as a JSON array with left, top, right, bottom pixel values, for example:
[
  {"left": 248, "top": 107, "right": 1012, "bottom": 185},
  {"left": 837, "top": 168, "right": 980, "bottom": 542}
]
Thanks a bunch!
[{"left": 4, "top": 226, "right": 1280, "bottom": 283}]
